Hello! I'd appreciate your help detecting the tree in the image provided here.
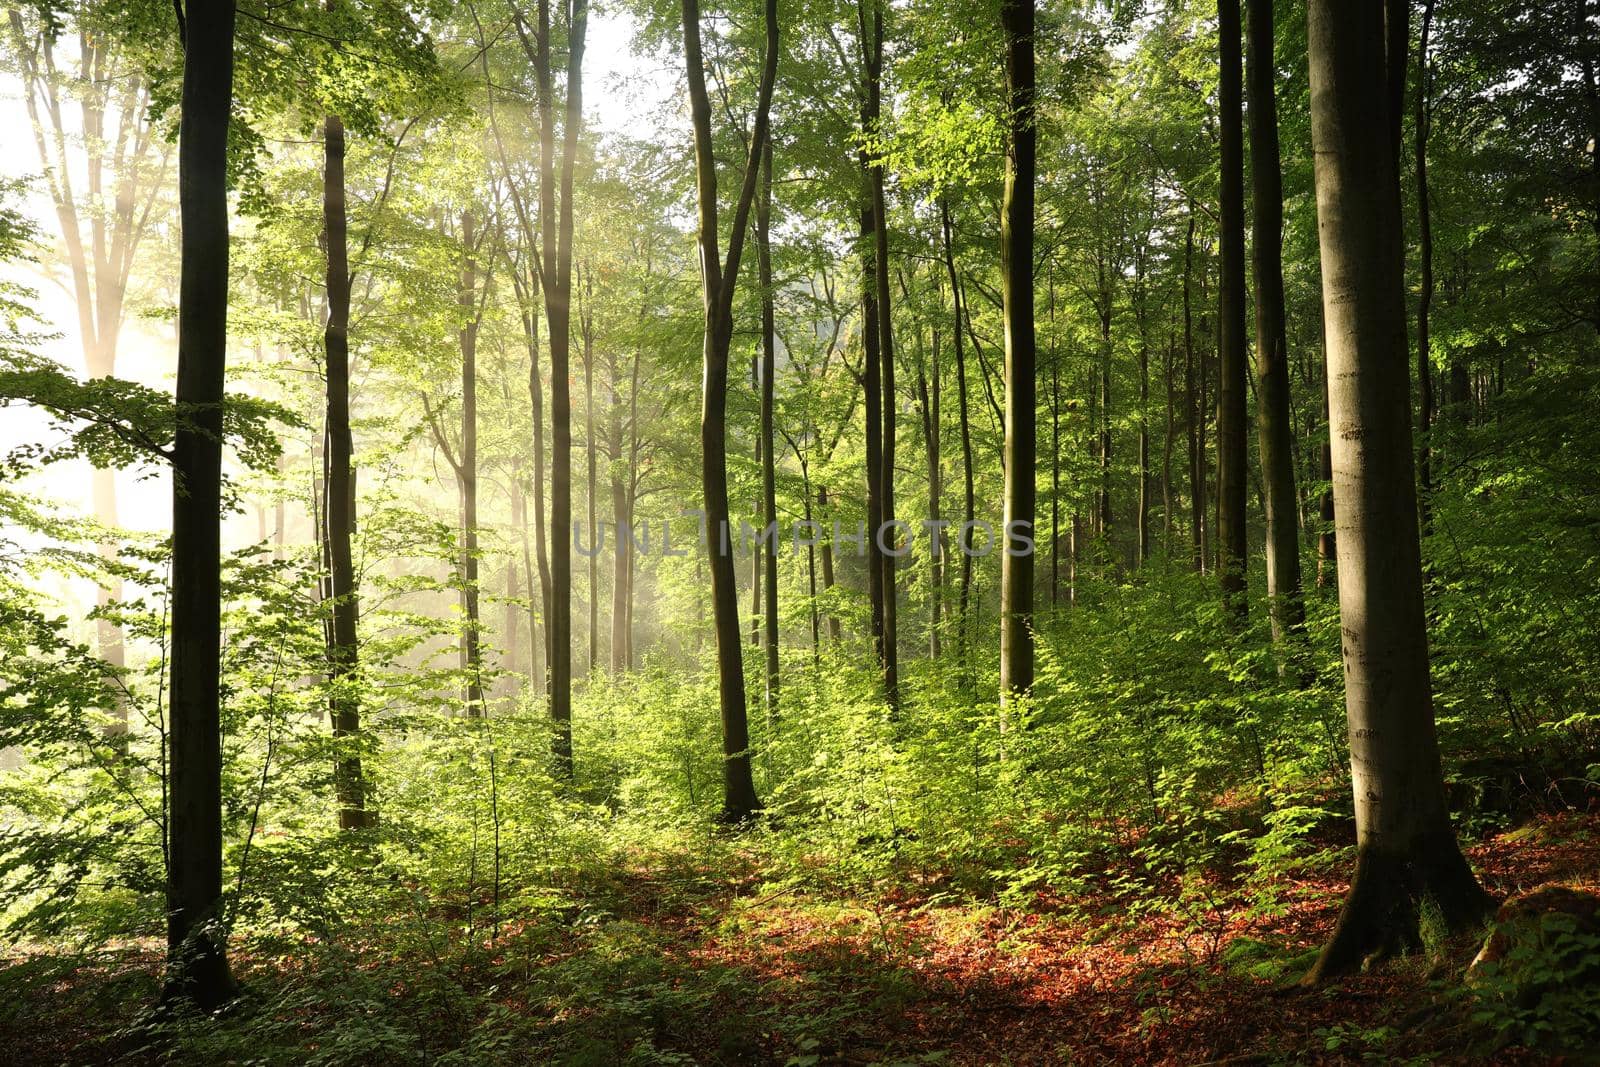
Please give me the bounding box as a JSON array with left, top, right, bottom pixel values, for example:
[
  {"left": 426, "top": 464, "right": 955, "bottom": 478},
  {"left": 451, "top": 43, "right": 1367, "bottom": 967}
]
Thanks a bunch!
[
  {"left": 997, "top": 0, "right": 1034, "bottom": 709},
  {"left": 510, "top": 0, "right": 587, "bottom": 772},
  {"left": 756, "top": 136, "right": 780, "bottom": 720},
  {"left": 861, "top": 0, "right": 899, "bottom": 713},
  {"left": 6, "top": 10, "right": 168, "bottom": 746},
  {"left": 1302, "top": 0, "right": 1494, "bottom": 982},
  {"left": 321, "top": 104, "right": 366, "bottom": 822},
  {"left": 1414, "top": 0, "right": 1437, "bottom": 530},
  {"left": 1246, "top": 0, "right": 1304, "bottom": 650},
  {"left": 680, "top": 0, "right": 778, "bottom": 822},
  {"left": 163, "top": 0, "right": 238, "bottom": 1008},
  {"left": 1215, "top": 0, "right": 1247, "bottom": 617}
]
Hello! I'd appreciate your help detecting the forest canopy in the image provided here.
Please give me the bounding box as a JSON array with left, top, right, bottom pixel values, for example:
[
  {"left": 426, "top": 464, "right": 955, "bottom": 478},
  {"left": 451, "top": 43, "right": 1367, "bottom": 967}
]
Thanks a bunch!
[{"left": 1, "top": 0, "right": 1599, "bottom": 1062}]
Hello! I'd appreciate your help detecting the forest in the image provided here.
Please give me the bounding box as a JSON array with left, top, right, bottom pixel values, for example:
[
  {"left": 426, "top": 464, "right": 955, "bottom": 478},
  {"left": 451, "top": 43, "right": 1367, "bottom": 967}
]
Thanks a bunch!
[{"left": 1, "top": 0, "right": 1598, "bottom": 1061}]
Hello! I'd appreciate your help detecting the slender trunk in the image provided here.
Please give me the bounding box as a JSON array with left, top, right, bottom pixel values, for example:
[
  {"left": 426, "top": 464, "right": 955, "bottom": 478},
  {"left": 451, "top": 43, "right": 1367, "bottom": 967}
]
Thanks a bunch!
[
  {"left": 1184, "top": 213, "right": 1203, "bottom": 572},
  {"left": 1217, "top": 0, "right": 1249, "bottom": 617},
  {"left": 523, "top": 301, "right": 552, "bottom": 697},
  {"left": 757, "top": 137, "right": 779, "bottom": 720},
  {"left": 940, "top": 199, "right": 976, "bottom": 661},
  {"left": 1135, "top": 252, "right": 1150, "bottom": 566},
  {"left": 583, "top": 293, "right": 597, "bottom": 675},
  {"left": 522, "top": 0, "right": 588, "bottom": 771},
  {"left": 750, "top": 382, "right": 761, "bottom": 649},
  {"left": 1162, "top": 331, "right": 1176, "bottom": 557},
  {"left": 998, "top": 0, "right": 1036, "bottom": 708},
  {"left": 1415, "top": 0, "right": 1436, "bottom": 532},
  {"left": 1303, "top": 0, "right": 1492, "bottom": 981},
  {"left": 917, "top": 326, "right": 944, "bottom": 657},
  {"left": 1049, "top": 281, "right": 1061, "bottom": 604},
  {"left": 1097, "top": 280, "right": 1112, "bottom": 540},
  {"left": 801, "top": 457, "right": 820, "bottom": 661},
  {"left": 860, "top": 199, "right": 886, "bottom": 673},
  {"left": 1317, "top": 365, "right": 1336, "bottom": 587},
  {"left": 681, "top": 0, "right": 776, "bottom": 821},
  {"left": 164, "top": 0, "right": 237, "bottom": 1007},
  {"left": 1248, "top": 0, "right": 1305, "bottom": 646},
  {"left": 610, "top": 354, "right": 629, "bottom": 676},
  {"left": 627, "top": 348, "right": 641, "bottom": 670},
  {"left": 865, "top": 4, "right": 899, "bottom": 712},
  {"left": 458, "top": 212, "right": 484, "bottom": 717},
  {"left": 323, "top": 111, "right": 366, "bottom": 823}
]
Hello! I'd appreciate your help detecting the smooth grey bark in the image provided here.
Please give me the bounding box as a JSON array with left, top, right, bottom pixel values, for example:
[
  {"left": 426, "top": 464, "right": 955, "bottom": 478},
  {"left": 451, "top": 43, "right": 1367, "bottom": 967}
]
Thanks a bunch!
[
  {"left": 1247, "top": 0, "right": 1306, "bottom": 646},
  {"left": 1303, "top": 0, "right": 1492, "bottom": 982}
]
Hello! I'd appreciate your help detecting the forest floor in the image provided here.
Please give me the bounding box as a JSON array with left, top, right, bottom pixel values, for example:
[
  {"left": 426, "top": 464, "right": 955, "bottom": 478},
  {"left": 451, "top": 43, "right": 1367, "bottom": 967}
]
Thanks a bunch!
[{"left": 3, "top": 811, "right": 1598, "bottom": 1065}]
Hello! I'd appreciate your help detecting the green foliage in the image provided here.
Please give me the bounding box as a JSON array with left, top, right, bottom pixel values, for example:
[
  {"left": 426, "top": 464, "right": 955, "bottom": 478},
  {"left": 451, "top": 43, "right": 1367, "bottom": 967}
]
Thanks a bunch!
[{"left": 1466, "top": 911, "right": 1600, "bottom": 1054}]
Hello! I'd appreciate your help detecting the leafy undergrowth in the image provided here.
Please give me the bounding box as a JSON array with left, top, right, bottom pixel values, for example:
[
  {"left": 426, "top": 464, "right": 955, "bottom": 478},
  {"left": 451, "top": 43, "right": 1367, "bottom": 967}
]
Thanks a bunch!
[{"left": 3, "top": 812, "right": 1597, "bottom": 1066}]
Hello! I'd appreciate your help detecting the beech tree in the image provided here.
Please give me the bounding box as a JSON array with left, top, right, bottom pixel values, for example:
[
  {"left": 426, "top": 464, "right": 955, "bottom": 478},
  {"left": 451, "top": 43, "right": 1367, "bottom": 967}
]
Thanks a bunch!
[
  {"left": 680, "top": 0, "right": 778, "bottom": 822},
  {"left": 163, "top": 0, "right": 238, "bottom": 1008},
  {"left": 1246, "top": 0, "right": 1303, "bottom": 652},
  {"left": 1303, "top": 0, "right": 1493, "bottom": 982},
  {"left": 1215, "top": 0, "right": 1247, "bottom": 617},
  {"left": 997, "top": 0, "right": 1034, "bottom": 708},
  {"left": 511, "top": 0, "right": 587, "bottom": 771}
]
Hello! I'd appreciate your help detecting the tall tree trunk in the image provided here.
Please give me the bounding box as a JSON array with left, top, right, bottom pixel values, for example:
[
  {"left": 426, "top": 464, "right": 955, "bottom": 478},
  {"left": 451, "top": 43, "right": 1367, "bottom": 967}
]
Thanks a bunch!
[
  {"left": 163, "top": 0, "right": 237, "bottom": 1008},
  {"left": 940, "top": 199, "right": 976, "bottom": 654},
  {"left": 322, "top": 111, "right": 366, "bottom": 825},
  {"left": 1049, "top": 279, "right": 1061, "bottom": 604},
  {"left": 1096, "top": 276, "right": 1112, "bottom": 540},
  {"left": 750, "top": 390, "right": 761, "bottom": 649},
  {"left": 757, "top": 136, "right": 780, "bottom": 721},
  {"left": 1184, "top": 212, "right": 1203, "bottom": 572},
  {"left": 916, "top": 324, "right": 944, "bottom": 657},
  {"left": 1302, "top": 0, "right": 1492, "bottom": 982},
  {"left": 1135, "top": 250, "right": 1151, "bottom": 566},
  {"left": 626, "top": 348, "right": 641, "bottom": 670},
  {"left": 514, "top": 0, "right": 588, "bottom": 771},
  {"left": 681, "top": 0, "right": 776, "bottom": 822},
  {"left": 1217, "top": 0, "right": 1249, "bottom": 617},
  {"left": 458, "top": 212, "right": 485, "bottom": 717},
  {"left": 859, "top": 199, "right": 886, "bottom": 673},
  {"left": 1247, "top": 0, "right": 1305, "bottom": 646},
  {"left": 610, "top": 353, "right": 630, "bottom": 676},
  {"left": 864, "top": 1, "right": 899, "bottom": 712},
  {"left": 998, "top": 0, "right": 1035, "bottom": 708},
  {"left": 1162, "top": 331, "right": 1176, "bottom": 556},
  {"left": 523, "top": 300, "right": 552, "bottom": 696},
  {"left": 1415, "top": 0, "right": 1437, "bottom": 532}
]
